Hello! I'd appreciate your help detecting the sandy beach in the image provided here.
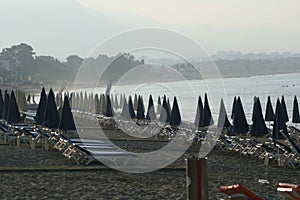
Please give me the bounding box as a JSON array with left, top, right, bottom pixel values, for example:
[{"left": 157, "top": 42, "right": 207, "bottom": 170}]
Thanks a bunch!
[{"left": 0, "top": 133, "right": 299, "bottom": 200}]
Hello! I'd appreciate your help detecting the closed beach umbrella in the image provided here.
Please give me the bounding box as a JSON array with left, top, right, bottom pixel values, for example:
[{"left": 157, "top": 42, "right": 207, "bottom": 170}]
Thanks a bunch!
[
  {"left": 94, "top": 94, "right": 99, "bottom": 113},
  {"left": 35, "top": 87, "right": 47, "bottom": 124},
  {"left": 136, "top": 95, "right": 145, "bottom": 120},
  {"left": 167, "top": 98, "right": 171, "bottom": 116},
  {"left": 2, "top": 90, "right": 10, "bottom": 120},
  {"left": 265, "top": 96, "right": 275, "bottom": 121},
  {"left": 292, "top": 96, "right": 300, "bottom": 123},
  {"left": 43, "top": 89, "right": 60, "bottom": 129},
  {"left": 121, "top": 96, "right": 128, "bottom": 118},
  {"left": 194, "top": 96, "right": 204, "bottom": 127},
  {"left": 110, "top": 94, "right": 114, "bottom": 110},
  {"left": 128, "top": 96, "right": 136, "bottom": 119},
  {"left": 101, "top": 94, "right": 107, "bottom": 115},
  {"left": 79, "top": 92, "right": 84, "bottom": 110},
  {"left": 252, "top": 96, "right": 258, "bottom": 122},
  {"left": 159, "top": 95, "right": 171, "bottom": 123},
  {"left": 281, "top": 95, "right": 289, "bottom": 122},
  {"left": 272, "top": 99, "right": 287, "bottom": 139},
  {"left": 201, "top": 93, "right": 214, "bottom": 127},
  {"left": 157, "top": 96, "right": 162, "bottom": 115},
  {"left": 250, "top": 98, "right": 268, "bottom": 137},
  {"left": 231, "top": 96, "right": 237, "bottom": 119},
  {"left": 106, "top": 95, "right": 114, "bottom": 117},
  {"left": 233, "top": 97, "right": 249, "bottom": 134},
  {"left": 114, "top": 94, "right": 119, "bottom": 109},
  {"left": 0, "top": 90, "right": 4, "bottom": 119},
  {"left": 7, "top": 90, "right": 22, "bottom": 124},
  {"left": 120, "top": 94, "right": 124, "bottom": 109},
  {"left": 146, "top": 95, "right": 156, "bottom": 121},
  {"left": 170, "top": 96, "right": 181, "bottom": 127},
  {"left": 133, "top": 94, "right": 138, "bottom": 111},
  {"left": 59, "top": 95, "right": 76, "bottom": 131},
  {"left": 217, "top": 99, "right": 232, "bottom": 130}
]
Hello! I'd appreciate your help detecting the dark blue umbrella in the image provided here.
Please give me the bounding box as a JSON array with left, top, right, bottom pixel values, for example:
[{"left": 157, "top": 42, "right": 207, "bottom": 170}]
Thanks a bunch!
[
  {"left": 146, "top": 95, "right": 156, "bottom": 121},
  {"left": 272, "top": 99, "right": 287, "bottom": 139},
  {"left": 43, "top": 89, "right": 60, "bottom": 129},
  {"left": 265, "top": 96, "right": 275, "bottom": 122},
  {"left": 194, "top": 96, "right": 204, "bottom": 127},
  {"left": 231, "top": 96, "right": 237, "bottom": 119},
  {"left": 159, "top": 95, "right": 171, "bottom": 123},
  {"left": 0, "top": 89, "right": 4, "bottom": 119},
  {"left": 105, "top": 95, "right": 114, "bottom": 117},
  {"left": 281, "top": 95, "right": 289, "bottom": 122},
  {"left": 252, "top": 96, "right": 258, "bottom": 122},
  {"left": 59, "top": 95, "right": 76, "bottom": 131},
  {"left": 136, "top": 95, "right": 145, "bottom": 120},
  {"left": 233, "top": 97, "right": 249, "bottom": 134},
  {"left": 200, "top": 93, "right": 214, "bottom": 127},
  {"left": 126, "top": 95, "right": 136, "bottom": 119},
  {"left": 170, "top": 96, "right": 181, "bottom": 127},
  {"left": 7, "top": 90, "right": 22, "bottom": 124},
  {"left": 217, "top": 98, "right": 232, "bottom": 130},
  {"left": 2, "top": 90, "right": 9, "bottom": 120},
  {"left": 121, "top": 96, "right": 128, "bottom": 118},
  {"left": 250, "top": 98, "right": 268, "bottom": 137},
  {"left": 35, "top": 87, "right": 47, "bottom": 124},
  {"left": 292, "top": 96, "right": 300, "bottom": 123},
  {"left": 167, "top": 98, "right": 171, "bottom": 117}
]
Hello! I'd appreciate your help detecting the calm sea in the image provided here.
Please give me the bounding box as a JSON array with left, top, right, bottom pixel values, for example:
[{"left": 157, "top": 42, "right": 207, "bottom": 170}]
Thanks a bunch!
[{"left": 73, "top": 73, "right": 300, "bottom": 125}]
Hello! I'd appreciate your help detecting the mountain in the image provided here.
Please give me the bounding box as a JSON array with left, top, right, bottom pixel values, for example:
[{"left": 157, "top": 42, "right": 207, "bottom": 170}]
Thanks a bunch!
[{"left": 0, "top": 0, "right": 129, "bottom": 58}]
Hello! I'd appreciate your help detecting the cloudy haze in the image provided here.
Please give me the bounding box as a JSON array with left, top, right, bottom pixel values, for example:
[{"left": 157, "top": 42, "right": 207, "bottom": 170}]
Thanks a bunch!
[{"left": 1, "top": 0, "right": 300, "bottom": 59}]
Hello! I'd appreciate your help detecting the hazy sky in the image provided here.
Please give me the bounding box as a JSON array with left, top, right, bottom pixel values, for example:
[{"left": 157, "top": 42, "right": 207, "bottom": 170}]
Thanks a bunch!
[
  {"left": 77, "top": 0, "right": 300, "bottom": 30},
  {"left": 1, "top": 0, "right": 300, "bottom": 59}
]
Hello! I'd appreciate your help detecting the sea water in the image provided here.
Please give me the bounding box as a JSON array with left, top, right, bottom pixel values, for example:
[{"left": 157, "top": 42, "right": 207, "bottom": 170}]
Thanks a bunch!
[{"left": 73, "top": 73, "right": 300, "bottom": 125}]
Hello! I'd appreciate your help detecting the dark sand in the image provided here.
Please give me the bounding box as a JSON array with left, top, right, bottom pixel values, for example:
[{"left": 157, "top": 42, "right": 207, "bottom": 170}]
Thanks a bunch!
[
  {"left": 0, "top": 141, "right": 299, "bottom": 199},
  {"left": 0, "top": 115, "right": 299, "bottom": 199}
]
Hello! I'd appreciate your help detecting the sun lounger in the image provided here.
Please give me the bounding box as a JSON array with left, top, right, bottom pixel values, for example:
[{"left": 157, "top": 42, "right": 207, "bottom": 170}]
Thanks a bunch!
[
  {"left": 276, "top": 183, "right": 300, "bottom": 200},
  {"left": 220, "top": 184, "right": 264, "bottom": 200},
  {"left": 54, "top": 135, "right": 136, "bottom": 165},
  {"left": 69, "top": 143, "right": 136, "bottom": 165}
]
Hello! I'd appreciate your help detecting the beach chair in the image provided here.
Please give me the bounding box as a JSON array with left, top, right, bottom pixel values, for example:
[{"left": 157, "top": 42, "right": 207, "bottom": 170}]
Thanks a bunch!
[
  {"left": 276, "top": 183, "right": 300, "bottom": 200},
  {"left": 281, "top": 132, "right": 300, "bottom": 169},
  {"left": 220, "top": 184, "right": 264, "bottom": 200},
  {"left": 0, "top": 121, "right": 11, "bottom": 143},
  {"left": 56, "top": 136, "right": 136, "bottom": 165},
  {"left": 14, "top": 125, "right": 53, "bottom": 149},
  {"left": 247, "top": 140, "right": 264, "bottom": 158}
]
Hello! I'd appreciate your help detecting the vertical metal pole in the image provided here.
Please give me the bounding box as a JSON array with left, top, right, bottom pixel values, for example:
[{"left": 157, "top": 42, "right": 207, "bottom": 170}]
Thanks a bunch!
[{"left": 186, "top": 157, "right": 208, "bottom": 200}]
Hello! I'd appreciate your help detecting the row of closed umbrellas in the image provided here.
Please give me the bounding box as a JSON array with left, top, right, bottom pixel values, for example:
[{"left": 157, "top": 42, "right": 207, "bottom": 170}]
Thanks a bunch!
[
  {"left": 67, "top": 90, "right": 300, "bottom": 139},
  {"left": 0, "top": 88, "right": 76, "bottom": 132},
  {"left": 3, "top": 87, "right": 299, "bottom": 140}
]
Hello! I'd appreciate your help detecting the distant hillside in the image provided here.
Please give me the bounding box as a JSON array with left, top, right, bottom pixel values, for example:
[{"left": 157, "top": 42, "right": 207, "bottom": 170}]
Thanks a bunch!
[{"left": 172, "top": 57, "right": 300, "bottom": 79}]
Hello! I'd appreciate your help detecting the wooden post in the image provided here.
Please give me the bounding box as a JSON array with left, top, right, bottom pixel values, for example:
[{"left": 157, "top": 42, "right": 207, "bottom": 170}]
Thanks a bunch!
[
  {"left": 186, "top": 157, "right": 209, "bottom": 200},
  {"left": 30, "top": 137, "right": 35, "bottom": 150},
  {"left": 44, "top": 139, "right": 49, "bottom": 150},
  {"left": 17, "top": 136, "right": 20, "bottom": 147},
  {"left": 3, "top": 134, "right": 7, "bottom": 144}
]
